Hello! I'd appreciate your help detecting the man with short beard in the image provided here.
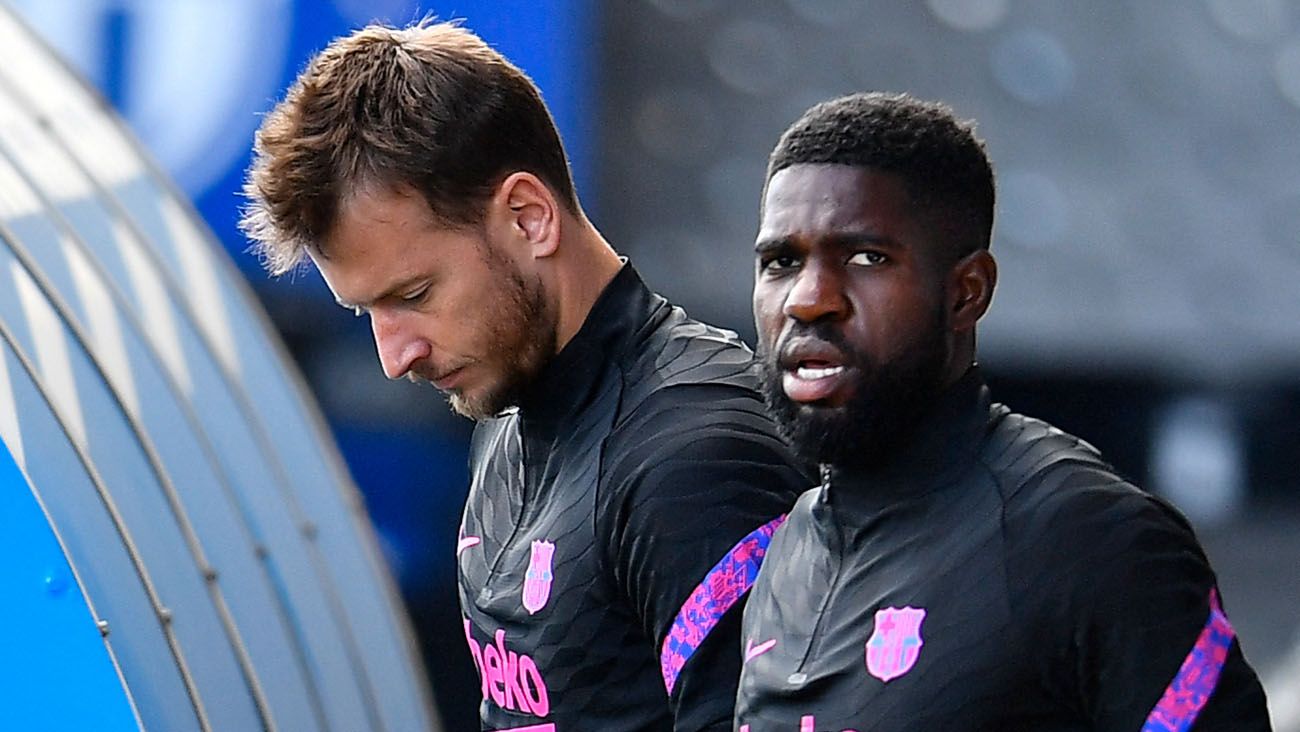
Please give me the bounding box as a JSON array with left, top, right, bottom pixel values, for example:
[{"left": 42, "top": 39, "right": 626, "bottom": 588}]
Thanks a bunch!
[
  {"left": 735, "top": 92, "right": 1271, "bottom": 731},
  {"left": 242, "top": 21, "right": 807, "bottom": 732}
]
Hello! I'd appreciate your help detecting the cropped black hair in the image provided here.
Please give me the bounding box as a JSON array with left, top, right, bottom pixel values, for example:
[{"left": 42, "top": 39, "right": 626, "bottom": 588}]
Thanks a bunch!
[{"left": 767, "top": 92, "right": 995, "bottom": 261}]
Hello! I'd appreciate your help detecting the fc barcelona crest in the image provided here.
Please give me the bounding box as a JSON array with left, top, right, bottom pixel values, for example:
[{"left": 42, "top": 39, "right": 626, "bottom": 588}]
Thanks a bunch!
[
  {"left": 522, "top": 540, "right": 556, "bottom": 615},
  {"left": 866, "top": 606, "right": 926, "bottom": 682}
]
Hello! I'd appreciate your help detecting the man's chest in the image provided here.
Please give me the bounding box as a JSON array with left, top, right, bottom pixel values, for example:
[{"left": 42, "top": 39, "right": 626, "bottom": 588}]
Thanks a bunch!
[
  {"left": 456, "top": 478, "right": 606, "bottom": 724},
  {"left": 456, "top": 417, "right": 675, "bottom": 728},
  {"left": 456, "top": 428, "right": 620, "bottom": 724},
  {"left": 737, "top": 498, "right": 1051, "bottom": 731},
  {"left": 457, "top": 425, "right": 606, "bottom": 628}
]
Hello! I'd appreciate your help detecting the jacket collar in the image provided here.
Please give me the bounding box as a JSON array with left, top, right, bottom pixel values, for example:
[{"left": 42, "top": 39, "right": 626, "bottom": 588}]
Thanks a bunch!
[
  {"left": 515, "top": 261, "right": 657, "bottom": 429},
  {"left": 819, "top": 365, "right": 993, "bottom": 513}
]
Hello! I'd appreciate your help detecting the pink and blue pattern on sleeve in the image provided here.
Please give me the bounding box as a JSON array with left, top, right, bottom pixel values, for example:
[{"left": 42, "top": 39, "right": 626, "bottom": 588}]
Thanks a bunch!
[
  {"left": 659, "top": 515, "right": 787, "bottom": 695},
  {"left": 1141, "top": 588, "right": 1236, "bottom": 732}
]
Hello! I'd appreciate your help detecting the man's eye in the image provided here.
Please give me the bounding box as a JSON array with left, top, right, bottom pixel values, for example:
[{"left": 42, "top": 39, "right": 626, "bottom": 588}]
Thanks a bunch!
[
  {"left": 847, "top": 251, "right": 886, "bottom": 267},
  {"left": 400, "top": 285, "right": 430, "bottom": 303},
  {"left": 762, "top": 254, "right": 800, "bottom": 272}
]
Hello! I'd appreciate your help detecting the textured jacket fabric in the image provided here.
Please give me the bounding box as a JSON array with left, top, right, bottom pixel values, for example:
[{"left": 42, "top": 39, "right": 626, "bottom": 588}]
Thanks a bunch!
[
  {"left": 458, "top": 264, "right": 808, "bottom": 731},
  {"left": 736, "top": 368, "right": 1271, "bottom": 731}
]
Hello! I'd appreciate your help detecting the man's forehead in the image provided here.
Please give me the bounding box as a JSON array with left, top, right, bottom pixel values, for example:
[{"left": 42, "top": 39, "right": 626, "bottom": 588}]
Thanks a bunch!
[
  {"left": 313, "top": 188, "right": 437, "bottom": 304},
  {"left": 337, "top": 183, "right": 437, "bottom": 230},
  {"left": 759, "top": 164, "right": 909, "bottom": 237}
]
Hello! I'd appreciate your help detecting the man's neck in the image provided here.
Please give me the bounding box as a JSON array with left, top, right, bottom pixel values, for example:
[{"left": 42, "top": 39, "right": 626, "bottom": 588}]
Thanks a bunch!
[{"left": 551, "top": 219, "right": 623, "bottom": 354}]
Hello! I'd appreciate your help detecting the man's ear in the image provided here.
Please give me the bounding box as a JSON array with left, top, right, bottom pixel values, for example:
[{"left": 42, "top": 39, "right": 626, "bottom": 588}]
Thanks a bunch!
[
  {"left": 947, "top": 249, "right": 997, "bottom": 332},
  {"left": 493, "top": 171, "right": 559, "bottom": 259}
]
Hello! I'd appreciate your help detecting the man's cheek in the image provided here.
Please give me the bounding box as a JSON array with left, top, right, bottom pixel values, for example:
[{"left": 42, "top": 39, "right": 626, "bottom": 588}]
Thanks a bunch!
[{"left": 753, "top": 300, "right": 783, "bottom": 340}]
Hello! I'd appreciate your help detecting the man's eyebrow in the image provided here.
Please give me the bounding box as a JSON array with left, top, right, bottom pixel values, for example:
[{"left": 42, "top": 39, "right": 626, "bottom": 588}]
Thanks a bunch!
[
  {"left": 754, "top": 236, "right": 793, "bottom": 254},
  {"left": 824, "top": 231, "right": 896, "bottom": 248},
  {"left": 333, "top": 274, "right": 429, "bottom": 310},
  {"left": 753, "top": 231, "right": 897, "bottom": 254}
]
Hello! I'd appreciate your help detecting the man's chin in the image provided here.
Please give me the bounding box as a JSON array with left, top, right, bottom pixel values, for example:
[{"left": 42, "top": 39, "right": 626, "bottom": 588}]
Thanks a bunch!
[
  {"left": 789, "top": 399, "right": 848, "bottom": 416},
  {"left": 784, "top": 415, "right": 853, "bottom": 461},
  {"left": 448, "top": 393, "right": 492, "bottom": 421},
  {"left": 771, "top": 390, "right": 916, "bottom": 469},
  {"left": 445, "top": 385, "right": 501, "bottom": 420},
  {"left": 447, "top": 374, "right": 530, "bottom": 421}
]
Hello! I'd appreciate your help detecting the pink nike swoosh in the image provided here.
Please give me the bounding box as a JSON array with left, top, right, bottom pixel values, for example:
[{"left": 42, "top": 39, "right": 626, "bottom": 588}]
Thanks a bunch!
[
  {"left": 456, "top": 536, "right": 481, "bottom": 556},
  {"left": 745, "top": 638, "right": 777, "bottom": 662}
]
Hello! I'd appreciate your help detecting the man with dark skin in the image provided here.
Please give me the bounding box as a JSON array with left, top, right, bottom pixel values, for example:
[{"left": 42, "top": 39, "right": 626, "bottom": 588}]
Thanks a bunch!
[{"left": 734, "top": 92, "right": 1272, "bottom": 731}]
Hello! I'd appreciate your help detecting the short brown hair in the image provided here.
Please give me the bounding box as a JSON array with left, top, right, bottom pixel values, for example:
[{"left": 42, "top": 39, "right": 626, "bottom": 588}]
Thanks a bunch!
[{"left": 241, "top": 20, "right": 579, "bottom": 275}]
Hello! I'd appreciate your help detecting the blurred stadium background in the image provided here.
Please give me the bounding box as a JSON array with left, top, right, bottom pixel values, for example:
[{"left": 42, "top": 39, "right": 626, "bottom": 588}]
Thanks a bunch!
[{"left": 7, "top": 1, "right": 1296, "bottom": 729}]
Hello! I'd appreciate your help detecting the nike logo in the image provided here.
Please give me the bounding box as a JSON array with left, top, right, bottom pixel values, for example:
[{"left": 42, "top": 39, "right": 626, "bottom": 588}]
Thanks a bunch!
[
  {"left": 456, "top": 535, "right": 481, "bottom": 556},
  {"left": 745, "top": 638, "right": 777, "bottom": 662}
]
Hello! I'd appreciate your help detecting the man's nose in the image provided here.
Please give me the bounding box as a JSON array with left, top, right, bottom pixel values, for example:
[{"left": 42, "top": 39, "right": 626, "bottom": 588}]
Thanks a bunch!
[
  {"left": 782, "top": 262, "right": 849, "bottom": 323},
  {"left": 371, "top": 309, "right": 431, "bottom": 380}
]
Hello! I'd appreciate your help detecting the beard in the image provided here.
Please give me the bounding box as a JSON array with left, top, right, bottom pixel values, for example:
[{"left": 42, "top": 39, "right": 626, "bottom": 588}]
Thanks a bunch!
[
  {"left": 414, "top": 249, "right": 555, "bottom": 421},
  {"left": 758, "top": 305, "right": 949, "bottom": 470}
]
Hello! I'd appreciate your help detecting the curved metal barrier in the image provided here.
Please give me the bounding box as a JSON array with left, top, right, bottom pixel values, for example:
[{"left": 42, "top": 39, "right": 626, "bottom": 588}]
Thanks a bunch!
[{"left": 0, "top": 7, "right": 439, "bottom": 731}]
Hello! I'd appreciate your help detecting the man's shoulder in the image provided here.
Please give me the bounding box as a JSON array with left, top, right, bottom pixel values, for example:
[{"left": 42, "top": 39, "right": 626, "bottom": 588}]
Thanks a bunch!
[
  {"left": 618, "top": 301, "right": 760, "bottom": 408},
  {"left": 605, "top": 301, "right": 778, "bottom": 443},
  {"left": 601, "top": 374, "right": 807, "bottom": 492},
  {"left": 602, "top": 369, "right": 796, "bottom": 483},
  {"left": 981, "top": 406, "right": 1147, "bottom": 515},
  {"left": 982, "top": 407, "right": 1197, "bottom": 573},
  {"left": 979, "top": 406, "right": 1112, "bottom": 492},
  {"left": 596, "top": 308, "right": 808, "bottom": 507}
]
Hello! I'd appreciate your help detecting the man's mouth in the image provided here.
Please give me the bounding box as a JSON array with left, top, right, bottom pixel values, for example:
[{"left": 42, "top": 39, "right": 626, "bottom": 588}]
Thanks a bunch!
[
  {"left": 777, "top": 336, "right": 853, "bottom": 404},
  {"left": 783, "top": 359, "right": 850, "bottom": 403},
  {"left": 432, "top": 366, "right": 466, "bottom": 391},
  {"left": 411, "top": 362, "right": 468, "bottom": 391},
  {"left": 794, "top": 362, "right": 845, "bottom": 380}
]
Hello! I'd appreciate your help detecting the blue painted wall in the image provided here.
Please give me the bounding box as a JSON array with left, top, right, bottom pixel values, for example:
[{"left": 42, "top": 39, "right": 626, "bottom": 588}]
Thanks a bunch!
[{"left": 0, "top": 435, "right": 141, "bottom": 731}]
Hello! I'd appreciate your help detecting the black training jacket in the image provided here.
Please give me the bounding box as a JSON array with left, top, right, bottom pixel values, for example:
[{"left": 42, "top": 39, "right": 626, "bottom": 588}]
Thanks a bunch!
[
  {"left": 736, "top": 368, "right": 1271, "bottom": 732},
  {"left": 458, "top": 263, "right": 808, "bottom": 731}
]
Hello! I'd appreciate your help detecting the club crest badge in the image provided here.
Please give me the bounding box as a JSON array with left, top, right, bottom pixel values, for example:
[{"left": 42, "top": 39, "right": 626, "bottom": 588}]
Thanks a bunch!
[
  {"left": 866, "top": 606, "right": 926, "bottom": 682},
  {"left": 522, "top": 540, "right": 555, "bottom": 615}
]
